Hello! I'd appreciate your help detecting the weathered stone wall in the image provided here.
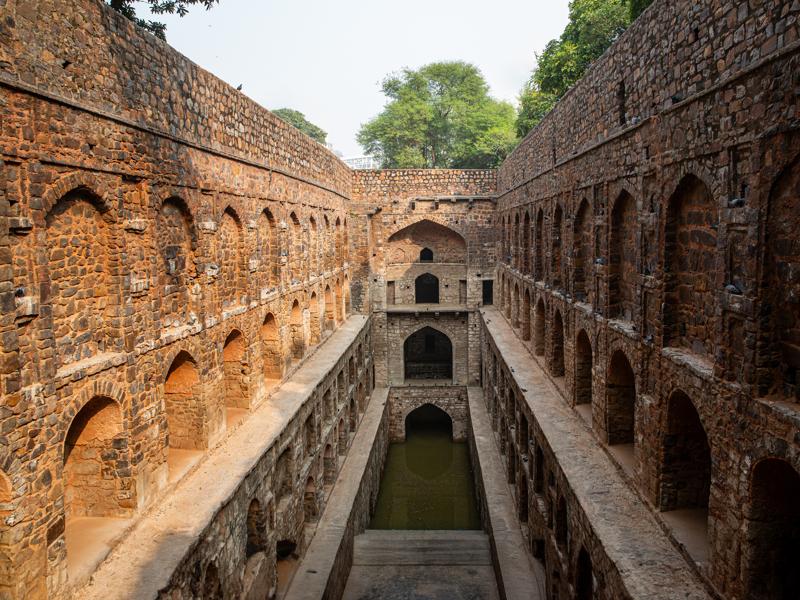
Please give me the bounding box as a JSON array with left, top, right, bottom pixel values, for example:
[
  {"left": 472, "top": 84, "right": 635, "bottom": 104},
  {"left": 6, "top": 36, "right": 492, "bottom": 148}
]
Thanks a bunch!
[
  {"left": 151, "top": 327, "right": 375, "bottom": 600},
  {"left": 388, "top": 386, "right": 468, "bottom": 442},
  {"left": 0, "top": 0, "right": 360, "bottom": 597},
  {"left": 494, "top": 1, "right": 800, "bottom": 598},
  {"left": 353, "top": 170, "right": 497, "bottom": 391}
]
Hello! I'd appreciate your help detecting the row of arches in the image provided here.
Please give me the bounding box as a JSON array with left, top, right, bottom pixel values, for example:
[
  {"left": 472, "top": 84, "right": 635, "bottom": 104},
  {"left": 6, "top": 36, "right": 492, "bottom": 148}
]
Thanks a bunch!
[
  {"left": 486, "top": 311, "right": 800, "bottom": 599},
  {"left": 38, "top": 184, "right": 350, "bottom": 368},
  {"left": 33, "top": 320, "right": 371, "bottom": 592},
  {"left": 500, "top": 159, "right": 800, "bottom": 402}
]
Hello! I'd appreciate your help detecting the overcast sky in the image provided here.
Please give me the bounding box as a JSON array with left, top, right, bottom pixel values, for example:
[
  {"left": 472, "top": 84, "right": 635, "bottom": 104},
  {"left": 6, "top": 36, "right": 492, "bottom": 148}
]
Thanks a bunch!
[{"left": 142, "top": 0, "right": 570, "bottom": 157}]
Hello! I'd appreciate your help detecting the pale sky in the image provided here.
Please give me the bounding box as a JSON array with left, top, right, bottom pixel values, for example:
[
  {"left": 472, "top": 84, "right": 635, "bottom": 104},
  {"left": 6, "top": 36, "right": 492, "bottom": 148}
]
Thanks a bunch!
[{"left": 142, "top": 0, "right": 570, "bottom": 157}]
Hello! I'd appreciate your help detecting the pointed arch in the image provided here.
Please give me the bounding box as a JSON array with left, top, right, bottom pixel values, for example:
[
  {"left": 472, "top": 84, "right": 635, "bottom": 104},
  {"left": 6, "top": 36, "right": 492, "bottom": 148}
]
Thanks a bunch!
[
  {"left": 290, "top": 299, "right": 305, "bottom": 361},
  {"left": 573, "top": 199, "right": 591, "bottom": 301},
  {"left": 403, "top": 326, "right": 453, "bottom": 381},
  {"left": 552, "top": 204, "right": 564, "bottom": 287},
  {"left": 663, "top": 175, "right": 717, "bottom": 355},
  {"left": 609, "top": 191, "right": 636, "bottom": 321},
  {"left": 261, "top": 312, "right": 282, "bottom": 382},
  {"left": 219, "top": 206, "right": 245, "bottom": 307},
  {"left": 550, "top": 309, "right": 565, "bottom": 376},
  {"left": 164, "top": 351, "right": 204, "bottom": 450}
]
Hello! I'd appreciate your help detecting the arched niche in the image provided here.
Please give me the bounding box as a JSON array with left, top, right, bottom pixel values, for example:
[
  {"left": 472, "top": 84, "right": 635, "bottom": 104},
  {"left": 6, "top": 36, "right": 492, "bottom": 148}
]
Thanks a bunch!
[
  {"left": 386, "top": 220, "right": 466, "bottom": 265},
  {"left": 403, "top": 326, "right": 453, "bottom": 381}
]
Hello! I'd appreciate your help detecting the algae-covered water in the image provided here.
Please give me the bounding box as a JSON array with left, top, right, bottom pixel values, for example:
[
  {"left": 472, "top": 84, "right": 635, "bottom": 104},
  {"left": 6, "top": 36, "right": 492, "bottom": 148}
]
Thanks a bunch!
[{"left": 369, "top": 414, "right": 481, "bottom": 530}]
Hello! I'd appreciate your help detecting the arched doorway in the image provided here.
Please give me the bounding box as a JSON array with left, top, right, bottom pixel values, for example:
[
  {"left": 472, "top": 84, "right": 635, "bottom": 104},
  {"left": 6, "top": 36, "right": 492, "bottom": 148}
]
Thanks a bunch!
[
  {"left": 420, "top": 247, "right": 434, "bottom": 262},
  {"left": 415, "top": 273, "right": 439, "bottom": 304},
  {"left": 744, "top": 458, "right": 800, "bottom": 600},
  {"left": 404, "top": 327, "right": 453, "bottom": 381},
  {"left": 309, "top": 292, "right": 321, "bottom": 344},
  {"left": 405, "top": 403, "right": 453, "bottom": 441}
]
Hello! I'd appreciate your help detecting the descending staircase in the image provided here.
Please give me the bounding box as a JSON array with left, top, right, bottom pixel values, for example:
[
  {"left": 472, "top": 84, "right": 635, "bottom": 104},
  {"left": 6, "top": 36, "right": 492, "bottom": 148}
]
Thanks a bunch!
[{"left": 342, "top": 530, "right": 500, "bottom": 600}]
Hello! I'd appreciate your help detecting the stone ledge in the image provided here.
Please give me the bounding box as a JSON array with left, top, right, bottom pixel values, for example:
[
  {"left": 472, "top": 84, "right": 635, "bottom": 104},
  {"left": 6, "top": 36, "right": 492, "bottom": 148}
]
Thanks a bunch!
[
  {"left": 467, "top": 386, "right": 546, "bottom": 600},
  {"left": 481, "top": 308, "right": 711, "bottom": 600},
  {"left": 78, "top": 316, "right": 369, "bottom": 600},
  {"left": 284, "top": 387, "right": 389, "bottom": 600}
]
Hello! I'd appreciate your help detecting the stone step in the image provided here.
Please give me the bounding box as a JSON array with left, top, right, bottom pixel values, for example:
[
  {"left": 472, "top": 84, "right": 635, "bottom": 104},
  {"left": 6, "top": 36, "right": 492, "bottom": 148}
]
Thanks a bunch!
[{"left": 353, "top": 529, "right": 492, "bottom": 566}]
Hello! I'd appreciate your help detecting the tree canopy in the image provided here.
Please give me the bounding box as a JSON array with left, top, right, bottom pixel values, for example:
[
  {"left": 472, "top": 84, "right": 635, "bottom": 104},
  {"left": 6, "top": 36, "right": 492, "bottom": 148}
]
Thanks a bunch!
[
  {"left": 358, "top": 62, "right": 517, "bottom": 169},
  {"left": 516, "top": 0, "right": 654, "bottom": 138},
  {"left": 106, "top": 0, "right": 218, "bottom": 40},
  {"left": 272, "top": 109, "right": 328, "bottom": 144}
]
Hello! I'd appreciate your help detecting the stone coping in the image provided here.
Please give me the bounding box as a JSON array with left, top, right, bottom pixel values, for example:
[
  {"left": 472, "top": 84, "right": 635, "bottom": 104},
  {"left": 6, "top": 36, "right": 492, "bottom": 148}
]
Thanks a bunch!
[
  {"left": 78, "top": 316, "right": 369, "bottom": 600},
  {"left": 284, "top": 387, "right": 390, "bottom": 600},
  {"left": 480, "top": 308, "right": 711, "bottom": 600},
  {"left": 467, "top": 386, "right": 546, "bottom": 600}
]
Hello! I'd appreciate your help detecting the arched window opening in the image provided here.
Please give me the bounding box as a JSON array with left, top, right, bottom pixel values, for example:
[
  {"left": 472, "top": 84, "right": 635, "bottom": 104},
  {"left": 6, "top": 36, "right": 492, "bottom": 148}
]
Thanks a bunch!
[
  {"left": 158, "top": 197, "right": 196, "bottom": 329},
  {"left": 309, "top": 293, "right": 321, "bottom": 345},
  {"left": 164, "top": 352, "right": 203, "bottom": 450},
  {"left": 261, "top": 313, "right": 282, "bottom": 383},
  {"left": 276, "top": 540, "right": 298, "bottom": 597},
  {"left": 323, "top": 444, "right": 336, "bottom": 485},
  {"left": 222, "top": 331, "right": 249, "bottom": 429},
  {"left": 275, "top": 448, "right": 292, "bottom": 503},
  {"left": 664, "top": 175, "right": 717, "bottom": 356},
  {"left": 606, "top": 350, "right": 636, "bottom": 447},
  {"left": 555, "top": 497, "right": 568, "bottom": 548},
  {"left": 289, "top": 212, "right": 303, "bottom": 283},
  {"left": 575, "top": 330, "right": 593, "bottom": 425},
  {"left": 64, "top": 397, "right": 128, "bottom": 521},
  {"left": 576, "top": 547, "right": 594, "bottom": 600},
  {"left": 550, "top": 310, "right": 565, "bottom": 377},
  {"left": 304, "top": 477, "right": 318, "bottom": 522},
  {"left": 419, "top": 247, "right": 434, "bottom": 262},
  {"left": 404, "top": 327, "right": 453, "bottom": 381},
  {"left": 521, "top": 289, "right": 531, "bottom": 341},
  {"left": 745, "top": 458, "right": 800, "bottom": 600},
  {"left": 533, "top": 299, "right": 546, "bottom": 357},
  {"left": 324, "top": 285, "right": 335, "bottom": 332},
  {"left": 46, "top": 189, "right": 116, "bottom": 366},
  {"left": 405, "top": 403, "right": 453, "bottom": 441},
  {"left": 573, "top": 200, "right": 591, "bottom": 302},
  {"left": 609, "top": 191, "right": 637, "bottom": 321},
  {"left": 534, "top": 209, "right": 544, "bottom": 280},
  {"left": 522, "top": 211, "right": 531, "bottom": 274},
  {"left": 290, "top": 300, "right": 304, "bottom": 362},
  {"left": 762, "top": 156, "right": 800, "bottom": 401},
  {"left": 552, "top": 205, "right": 564, "bottom": 288},
  {"left": 659, "top": 391, "right": 710, "bottom": 511},
  {"left": 415, "top": 273, "right": 439, "bottom": 304},
  {"left": 203, "top": 563, "right": 222, "bottom": 600},
  {"left": 245, "top": 499, "right": 267, "bottom": 558},
  {"left": 658, "top": 390, "right": 711, "bottom": 564},
  {"left": 219, "top": 207, "right": 244, "bottom": 308}
]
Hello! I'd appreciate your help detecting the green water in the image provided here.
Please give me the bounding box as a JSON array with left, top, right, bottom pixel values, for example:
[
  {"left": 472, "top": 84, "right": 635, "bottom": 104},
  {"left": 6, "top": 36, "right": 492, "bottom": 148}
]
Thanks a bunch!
[{"left": 370, "top": 430, "right": 481, "bottom": 530}]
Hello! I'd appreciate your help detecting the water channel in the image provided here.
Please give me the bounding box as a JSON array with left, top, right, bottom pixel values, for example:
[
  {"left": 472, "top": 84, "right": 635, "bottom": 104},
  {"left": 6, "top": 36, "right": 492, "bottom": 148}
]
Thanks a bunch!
[{"left": 370, "top": 404, "right": 480, "bottom": 530}]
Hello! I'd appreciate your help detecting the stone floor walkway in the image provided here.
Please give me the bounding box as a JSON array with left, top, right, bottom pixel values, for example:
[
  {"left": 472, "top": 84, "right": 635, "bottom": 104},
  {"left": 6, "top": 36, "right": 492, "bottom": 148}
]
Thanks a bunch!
[{"left": 342, "top": 530, "right": 500, "bottom": 600}]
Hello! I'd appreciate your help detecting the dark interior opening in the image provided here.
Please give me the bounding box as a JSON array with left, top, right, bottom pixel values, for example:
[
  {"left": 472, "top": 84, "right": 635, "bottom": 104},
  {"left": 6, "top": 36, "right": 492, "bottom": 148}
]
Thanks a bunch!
[
  {"left": 404, "top": 326, "right": 452, "bottom": 380},
  {"left": 276, "top": 540, "right": 297, "bottom": 560},
  {"left": 482, "top": 280, "right": 494, "bottom": 305},
  {"left": 405, "top": 403, "right": 453, "bottom": 440},
  {"left": 419, "top": 247, "right": 434, "bottom": 262},
  {"left": 415, "top": 273, "right": 439, "bottom": 303}
]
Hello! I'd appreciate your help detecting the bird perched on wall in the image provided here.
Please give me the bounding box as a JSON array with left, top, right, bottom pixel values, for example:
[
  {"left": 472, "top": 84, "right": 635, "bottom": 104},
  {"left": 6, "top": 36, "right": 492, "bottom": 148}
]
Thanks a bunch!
[{"left": 236, "top": 84, "right": 243, "bottom": 91}]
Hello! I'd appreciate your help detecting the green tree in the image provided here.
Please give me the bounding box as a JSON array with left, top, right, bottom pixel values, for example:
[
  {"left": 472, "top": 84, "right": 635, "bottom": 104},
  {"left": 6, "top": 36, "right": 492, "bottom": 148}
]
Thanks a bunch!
[
  {"left": 106, "top": 0, "right": 218, "bottom": 40},
  {"left": 272, "top": 109, "right": 328, "bottom": 144},
  {"left": 358, "top": 62, "right": 517, "bottom": 169},
  {"left": 515, "top": 0, "right": 652, "bottom": 137}
]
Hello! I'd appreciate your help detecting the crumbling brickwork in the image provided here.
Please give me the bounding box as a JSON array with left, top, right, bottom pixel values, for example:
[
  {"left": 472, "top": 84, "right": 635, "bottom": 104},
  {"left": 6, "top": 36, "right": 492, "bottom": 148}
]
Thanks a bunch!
[
  {"left": 1, "top": 0, "right": 798, "bottom": 599},
  {"left": 494, "top": 1, "right": 800, "bottom": 598}
]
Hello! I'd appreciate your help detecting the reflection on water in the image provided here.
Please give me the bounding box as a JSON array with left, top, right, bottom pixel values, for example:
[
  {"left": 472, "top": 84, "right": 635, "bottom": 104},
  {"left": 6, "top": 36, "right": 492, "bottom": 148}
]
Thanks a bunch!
[{"left": 370, "top": 424, "right": 480, "bottom": 530}]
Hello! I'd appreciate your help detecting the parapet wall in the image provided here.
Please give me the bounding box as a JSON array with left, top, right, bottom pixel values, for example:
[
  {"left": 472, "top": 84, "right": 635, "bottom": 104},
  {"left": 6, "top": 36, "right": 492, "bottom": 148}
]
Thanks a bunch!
[
  {"left": 2, "top": 0, "right": 351, "bottom": 195},
  {"left": 498, "top": 0, "right": 798, "bottom": 192}
]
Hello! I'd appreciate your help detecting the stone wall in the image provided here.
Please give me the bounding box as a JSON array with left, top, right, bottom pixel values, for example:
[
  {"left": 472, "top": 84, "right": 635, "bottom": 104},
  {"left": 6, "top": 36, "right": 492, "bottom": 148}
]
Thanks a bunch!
[
  {"left": 0, "top": 0, "right": 361, "bottom": 597},
  {"left": 388, "top": 386, "right": 468, "bottom": 442},
  {"left": 494, "top": 1, "right": 800, "bottom": 598}
]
